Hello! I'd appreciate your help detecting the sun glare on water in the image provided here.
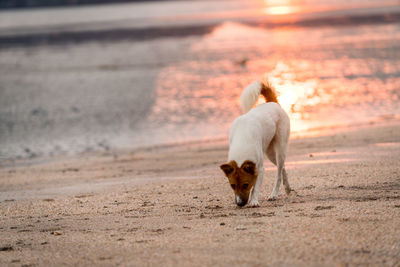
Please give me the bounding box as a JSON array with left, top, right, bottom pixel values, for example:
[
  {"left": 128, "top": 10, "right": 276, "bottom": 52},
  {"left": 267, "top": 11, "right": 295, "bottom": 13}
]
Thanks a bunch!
[
  {"left": 258, "top": 62, "right": 327, "bottom": 132},
  {"left": 263, "top": 0, "right": 301, "bottom": 15}
]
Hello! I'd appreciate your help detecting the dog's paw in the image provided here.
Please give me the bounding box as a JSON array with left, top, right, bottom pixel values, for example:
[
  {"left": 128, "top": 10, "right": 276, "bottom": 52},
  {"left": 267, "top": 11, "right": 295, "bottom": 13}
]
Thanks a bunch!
[
  {"left": 248, "top": 200, "right": 260, "bottom": 207},
  {"left": 267, "top": 195, "right": 278, "bottom": 201},
  {"left": 285, "top": 187, "right": 293, "bottom": 195},
  {"left": 286, "top": 189, "right": 298, "bottom": 196}
]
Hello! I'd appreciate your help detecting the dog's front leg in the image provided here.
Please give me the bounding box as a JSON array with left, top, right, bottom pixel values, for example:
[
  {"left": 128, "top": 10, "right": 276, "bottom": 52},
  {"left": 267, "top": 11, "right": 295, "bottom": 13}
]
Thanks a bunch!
[{"left": 248, "top": 167, "right": 264, "bottom": 207}]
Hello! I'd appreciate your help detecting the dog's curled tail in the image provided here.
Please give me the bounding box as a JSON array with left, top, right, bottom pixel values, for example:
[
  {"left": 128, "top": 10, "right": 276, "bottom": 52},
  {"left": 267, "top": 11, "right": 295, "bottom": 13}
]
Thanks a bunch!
[{"left": 240, "top": 80, "right": 278, "bottom": 113}]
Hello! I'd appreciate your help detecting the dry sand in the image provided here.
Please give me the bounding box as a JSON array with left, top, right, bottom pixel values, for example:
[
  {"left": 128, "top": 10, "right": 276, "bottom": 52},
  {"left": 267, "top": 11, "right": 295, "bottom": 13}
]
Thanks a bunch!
[{"left": 1, "top": 122, "right": 400, "bottom": 266}]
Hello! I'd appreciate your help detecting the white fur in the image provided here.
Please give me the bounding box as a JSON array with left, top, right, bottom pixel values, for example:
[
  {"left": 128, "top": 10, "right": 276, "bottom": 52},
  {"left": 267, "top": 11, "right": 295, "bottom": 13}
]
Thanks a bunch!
[
  {"left": 228, "top": 80, "right": 291, "bottom": 206},
  {"left": 240, "top": 80, "right": 262, "bottom": 113}
]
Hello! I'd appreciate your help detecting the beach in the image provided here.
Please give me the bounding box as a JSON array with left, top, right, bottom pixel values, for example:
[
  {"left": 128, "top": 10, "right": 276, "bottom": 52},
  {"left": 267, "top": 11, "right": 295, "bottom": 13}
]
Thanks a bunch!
[
  {"left": 1, "top": 121, "right": 400, "bottom": 266},
  {"left": 1, "top": 0, "right": 400, "bottom": 265}
]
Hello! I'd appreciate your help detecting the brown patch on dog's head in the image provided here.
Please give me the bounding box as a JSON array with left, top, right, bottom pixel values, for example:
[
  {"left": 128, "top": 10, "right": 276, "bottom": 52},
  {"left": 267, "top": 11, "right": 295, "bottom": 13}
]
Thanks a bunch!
[{"left": 220, "top": 160, "right": 258, "bottom": 207}]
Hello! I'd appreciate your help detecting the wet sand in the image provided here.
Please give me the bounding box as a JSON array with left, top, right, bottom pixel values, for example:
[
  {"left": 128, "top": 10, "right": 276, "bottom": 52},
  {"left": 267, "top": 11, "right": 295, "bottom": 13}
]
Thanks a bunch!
[{"left": 1, "top": 121, "right": 400, "bottom": 266}]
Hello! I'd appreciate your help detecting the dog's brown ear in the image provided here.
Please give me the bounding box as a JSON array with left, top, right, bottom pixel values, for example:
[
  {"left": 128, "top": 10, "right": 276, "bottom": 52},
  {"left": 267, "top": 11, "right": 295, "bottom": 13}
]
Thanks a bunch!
[
  {"left": 241, "top": 160, "right": 256, "bottom": 175},
  {"left": 220, "top": 163, "right": 234, "bottom": 176}
]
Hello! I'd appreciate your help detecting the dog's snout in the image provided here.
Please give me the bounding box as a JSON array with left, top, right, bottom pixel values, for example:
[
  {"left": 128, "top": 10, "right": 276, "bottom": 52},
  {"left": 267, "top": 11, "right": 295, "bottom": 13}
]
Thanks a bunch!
[{"left": 235, "top": 195, "right": 247, "bottom": 207}]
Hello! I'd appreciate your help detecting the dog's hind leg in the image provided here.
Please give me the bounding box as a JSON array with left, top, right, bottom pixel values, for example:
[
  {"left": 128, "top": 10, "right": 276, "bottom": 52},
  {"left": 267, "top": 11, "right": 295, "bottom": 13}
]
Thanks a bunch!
[
  {"left": 266, "top": 138, "right": 291, "bottom": 200},
  {"left": 282, "top": 168, "right": 291, "bottom": 194}
]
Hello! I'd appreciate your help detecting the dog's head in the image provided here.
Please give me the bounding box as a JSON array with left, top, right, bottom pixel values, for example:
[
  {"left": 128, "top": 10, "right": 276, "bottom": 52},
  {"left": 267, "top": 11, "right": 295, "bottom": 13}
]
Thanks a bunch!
[{"left": 220, "top": 160, "right": 258, "bottom": 207}]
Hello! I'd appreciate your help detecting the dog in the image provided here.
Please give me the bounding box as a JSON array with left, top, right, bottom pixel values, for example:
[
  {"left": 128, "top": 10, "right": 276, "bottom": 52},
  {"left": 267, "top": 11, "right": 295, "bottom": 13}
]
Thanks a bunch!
[{"left": 220, "top": 80, "right": 292, "bottom": 207}]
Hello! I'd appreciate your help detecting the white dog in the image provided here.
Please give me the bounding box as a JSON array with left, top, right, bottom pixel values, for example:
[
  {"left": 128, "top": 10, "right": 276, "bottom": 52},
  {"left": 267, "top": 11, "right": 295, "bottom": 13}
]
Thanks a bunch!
[{"left": 220, "top": 80, "right": 292, "bottom": 207}]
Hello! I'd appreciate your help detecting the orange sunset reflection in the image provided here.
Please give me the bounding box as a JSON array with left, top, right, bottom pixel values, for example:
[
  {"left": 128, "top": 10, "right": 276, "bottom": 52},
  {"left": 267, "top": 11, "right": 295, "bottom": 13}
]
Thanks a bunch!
[
  {"left": 149, "top": 20, "right": 400, "bottom": 143},
  {"left": 254, "top": 62, "right": 327, "bottom": 133}
]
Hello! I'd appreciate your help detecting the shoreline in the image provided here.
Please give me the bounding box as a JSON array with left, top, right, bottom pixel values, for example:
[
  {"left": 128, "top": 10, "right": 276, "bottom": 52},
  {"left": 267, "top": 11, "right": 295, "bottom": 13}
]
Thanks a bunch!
[{"left": 2, "top": 116, "right": 399, "bottom": 166}]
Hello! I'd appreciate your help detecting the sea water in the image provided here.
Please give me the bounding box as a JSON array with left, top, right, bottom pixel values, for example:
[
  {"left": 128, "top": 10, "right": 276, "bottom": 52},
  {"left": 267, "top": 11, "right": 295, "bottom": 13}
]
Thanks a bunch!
[{"left": 0, "top": 0, "right": 399, "bottom": 160}]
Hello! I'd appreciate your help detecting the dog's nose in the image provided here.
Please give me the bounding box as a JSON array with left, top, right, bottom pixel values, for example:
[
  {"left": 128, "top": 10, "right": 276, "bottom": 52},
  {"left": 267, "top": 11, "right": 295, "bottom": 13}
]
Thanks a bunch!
[
  {"left": 235, "top": 195, "right": 246, "bottom": 207},
  {"left": 236, "top": 200, "right": 246, "bottom": 207}
]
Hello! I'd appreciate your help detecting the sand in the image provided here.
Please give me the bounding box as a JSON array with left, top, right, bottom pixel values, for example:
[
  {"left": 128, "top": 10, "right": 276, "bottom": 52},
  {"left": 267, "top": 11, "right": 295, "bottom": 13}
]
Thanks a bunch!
[{"left": 1, "top": 122, "right": 400, "bottom": 266}]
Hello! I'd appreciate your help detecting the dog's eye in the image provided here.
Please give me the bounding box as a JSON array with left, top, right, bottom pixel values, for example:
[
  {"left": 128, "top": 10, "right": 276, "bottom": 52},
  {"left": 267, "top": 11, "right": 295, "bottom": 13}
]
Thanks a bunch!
[
  {"left": 242, "top": 184, "right": 249, "bottom": 189},
  {"left": 231, "top": 184, "right": 236, "bottom": 189}
]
